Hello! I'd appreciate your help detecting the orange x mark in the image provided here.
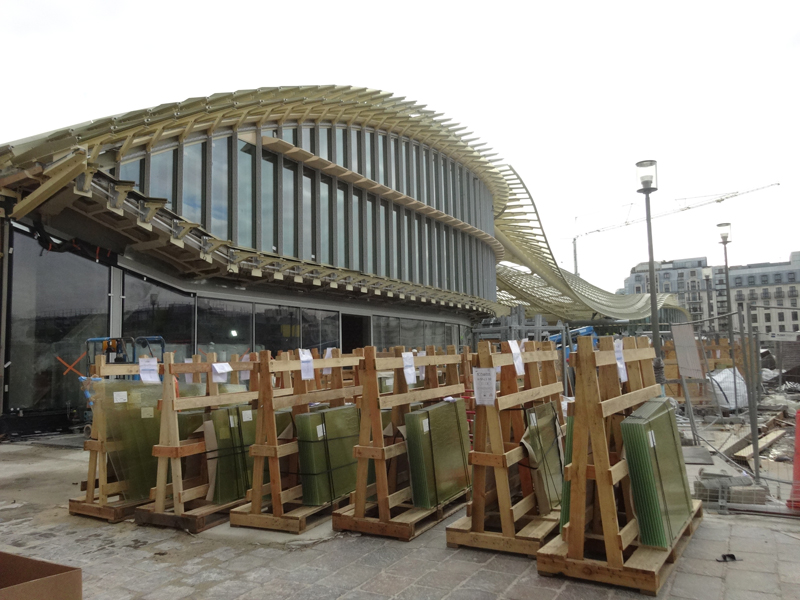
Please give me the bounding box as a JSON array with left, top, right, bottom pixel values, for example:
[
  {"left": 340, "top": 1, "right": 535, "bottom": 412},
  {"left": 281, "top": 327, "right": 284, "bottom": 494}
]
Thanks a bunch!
[{"left": 56, "top": 351, "right": 87, "bottom": 376}]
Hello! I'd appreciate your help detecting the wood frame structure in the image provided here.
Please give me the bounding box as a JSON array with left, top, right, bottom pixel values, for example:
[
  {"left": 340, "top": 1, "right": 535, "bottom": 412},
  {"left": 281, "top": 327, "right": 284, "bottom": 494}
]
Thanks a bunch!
[
  {"left": 446, "top": 340, "right": 563, "bottom": 556},
  {"left": 332, "top": 344, "right": 468, "bottom": 541},
  {"left": 69, "top": 354, "right": 157, "bottom": 523},
  {"left": 229, "top": 348, "right": 364, "bottom": 533},
  {"left": 134, "top": 351, "right": 281, "bottom": 533},
  {"left": 536, "top": 336, "right": 703, "bottom": 596}
]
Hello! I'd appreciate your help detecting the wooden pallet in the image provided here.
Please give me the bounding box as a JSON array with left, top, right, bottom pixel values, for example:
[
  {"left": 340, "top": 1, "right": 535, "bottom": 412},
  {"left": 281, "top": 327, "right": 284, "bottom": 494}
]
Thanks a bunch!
[
  {"left": 229, "top": 348, "right": 363, "bottom": 534},
  {"left": 134, "top": 352, "right": 264, "bottom": 532},
  {"left": 446, "top": 340, "right": 563, "bottom": 556},
  {"left": 333, "top": 344, "right": 470, "bottom": 541},
  {"left": 536, "top": 336, "right": 703, "bottom": 596},
  {"left": 69, "top": 354, "right": 155, "bottom": 523}
]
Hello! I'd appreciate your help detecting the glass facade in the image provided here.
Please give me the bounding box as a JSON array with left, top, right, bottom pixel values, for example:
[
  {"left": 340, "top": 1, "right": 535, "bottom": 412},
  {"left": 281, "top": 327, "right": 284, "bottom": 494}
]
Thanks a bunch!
[
  {"left": 197, "top": 298, "right": 253, "bottom": 360},
  {"left": 150, "top": 149, "right": 176, "bottom": 209}
]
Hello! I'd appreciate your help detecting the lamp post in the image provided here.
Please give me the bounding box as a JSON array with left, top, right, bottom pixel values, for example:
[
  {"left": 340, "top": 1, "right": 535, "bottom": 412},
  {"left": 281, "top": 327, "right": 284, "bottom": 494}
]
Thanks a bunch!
[
  {"left": 636, "top": 160, "right": 664, "bottom": 383},
  {"left": 718, "top": 222, "right": 737, "bottom": 404}
]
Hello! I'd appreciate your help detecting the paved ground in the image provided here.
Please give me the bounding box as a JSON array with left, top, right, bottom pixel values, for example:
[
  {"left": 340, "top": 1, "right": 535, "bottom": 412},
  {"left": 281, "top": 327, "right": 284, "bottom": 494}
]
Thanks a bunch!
[{"left": 2, "top": 441, "right": 799, "bottom": 600}]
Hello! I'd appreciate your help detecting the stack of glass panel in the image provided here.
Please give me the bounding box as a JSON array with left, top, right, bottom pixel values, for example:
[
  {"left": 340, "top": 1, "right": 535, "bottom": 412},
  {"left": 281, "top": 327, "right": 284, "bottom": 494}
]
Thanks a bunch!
[
  {"left": 404, "top": 399, "right": 471, "bottom": 509},
  {"left": 620, "top": 399, "right": 694, "bottom": 549},
  {"left": 296, "top": 405, "right": 360, "bottom": 505},
  {"left": 522, "top": 401, "right": 563, "bottom": 513},
  {"left": 559, "top": 415, "right": 574, "bottom": 530}
]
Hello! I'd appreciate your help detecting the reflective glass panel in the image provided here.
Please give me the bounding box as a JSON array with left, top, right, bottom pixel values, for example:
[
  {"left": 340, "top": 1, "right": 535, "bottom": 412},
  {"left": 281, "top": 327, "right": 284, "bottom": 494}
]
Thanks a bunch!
[
  {"left": 183, "top": 143, "right": 205, "bottom": 225},
  {"left": 255, "top": 305, "right": 300, "bottom": 353},
  {"left": 8, "top": 233, "right": 109, "bottom": 412},
  {"left": 378, "top": 134, "right": 386, "bottom": 186},
  {"left": 422, "top": 148, "right": 429, "bottom": 205},
  {"left": 302, "top": 169, "right": 314, "bottom": 261},
  {"left": 336, "top": 184, "right": 347, "bottom": 268},
  {"left": 374, "top": 316, "right": 400, "bottom": 350},
  {"left": 391, "top": 137, "right": 399, "bottom": 191},
  {"left": 417, "top": 215, "right": 426, "bottom": 285},
  {"left": 400, "top": 318, "right": 424, "bottom": 350},
  {"left": 237, "top": 140, "right": 256, "bottom": 248},
  {"left": 261, "top": 150, "right": 277, "bottom": 252},
  {"left": 366, "top": 195, "right": 375, "bottom": 274},
  {"left": 403, "top": 140, "right": 410, "bottom": 195},
  {"left": 120, "top": 158, "right": 143, "bottom": 190},
  {"left": 319, "top": 127, "right": 330, "bottom": 161},
  {"left": 301, "top": 308, "right": 339, "bottom": 352},
  {"left": 424, "top": 321, "right": 446, "bottom": 350},
  {"left": 319, "top": 176, "right": 332, "bottom": 265},
  {"left": 365, "top": 131, "right": 373, "bottom": 180},
  {"left": 150, "top": 149, "right": 176, "bottom": 209},
  {"left": 352, "top": 189, "right": 362, "bottom": 271},
  {"left": 407, "top": 210, "right": 415, "bottom": 283},
  {"left": 393, "top": 205, "right": 401, "bottom": 280},
  {"left": 197, "top": 298, "right": 253, "bottom": 360},
  {"left": 122, "top": 274, "right": 194, "bottom": 361},
  {"left": 282, "top": 127, "right": 297, "bottom": 145},
  {"left": 210, "top": 137, "right": 230, "bottom": 238},
  {"left": 335, "top": 128, "right": 346, "bottom": 167},
  {"left": 301, "top": 128, "right": 314, "bottom": 153},
  {"left": 282, "top": 160, "right": 296, "bottom": 257},
  {"left": 350, "top": 128, "right": 362, "bottom": 174},
  {"left": 427, "top": 220, "right": 434, "bottom": 287},
  {"left": 412, "top": 145, "right": 420, "bottom": 200},
  {"left": 380, "top": 201, "right": 389, "bottom": 277}
]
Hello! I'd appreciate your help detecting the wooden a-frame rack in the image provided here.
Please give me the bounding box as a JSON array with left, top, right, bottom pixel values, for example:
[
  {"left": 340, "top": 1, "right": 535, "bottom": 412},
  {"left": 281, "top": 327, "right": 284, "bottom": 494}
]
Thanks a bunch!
[{"left": 536, "top": 336, "right": 703, "bottom": 596}]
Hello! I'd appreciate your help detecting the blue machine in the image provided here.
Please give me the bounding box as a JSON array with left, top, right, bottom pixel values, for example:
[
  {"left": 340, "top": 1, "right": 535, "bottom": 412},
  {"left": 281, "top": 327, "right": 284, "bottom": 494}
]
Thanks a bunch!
[{"left": 549, "top": 326, "right": 596, "bottom": 360}]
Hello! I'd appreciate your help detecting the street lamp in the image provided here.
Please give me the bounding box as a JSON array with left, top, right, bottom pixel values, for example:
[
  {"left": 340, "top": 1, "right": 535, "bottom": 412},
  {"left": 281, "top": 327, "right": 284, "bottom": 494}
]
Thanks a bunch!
[
  {"left": 718, "top": 222, "right": 737, "bottom": 402},
  {"left": 636, "top": 160, "right": 664, "bottom": 383}
]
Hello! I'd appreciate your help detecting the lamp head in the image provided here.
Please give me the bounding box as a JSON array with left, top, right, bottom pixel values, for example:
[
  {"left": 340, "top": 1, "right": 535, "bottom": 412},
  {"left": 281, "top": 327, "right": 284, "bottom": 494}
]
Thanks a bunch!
[
  {"left": 636, "top": 160, "right": 658, "bottom": 193},
  {"left": 717, "top": 222, "right": 731, "bottom": 243}
]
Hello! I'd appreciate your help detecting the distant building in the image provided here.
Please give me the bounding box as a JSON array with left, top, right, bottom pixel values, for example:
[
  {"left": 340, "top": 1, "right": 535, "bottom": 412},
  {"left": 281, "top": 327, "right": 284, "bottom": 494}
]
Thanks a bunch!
[{"left": 621, "top": 253, "right": 800, "bottom": 334}]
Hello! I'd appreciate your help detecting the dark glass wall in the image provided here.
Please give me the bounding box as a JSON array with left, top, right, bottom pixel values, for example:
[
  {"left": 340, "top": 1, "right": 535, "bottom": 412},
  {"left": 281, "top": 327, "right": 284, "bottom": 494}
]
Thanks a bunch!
[
  {"left": 255, "top": 305, "right": 300, "bottom": 354},
  {"left": 8, "top": 233, "right": 109, "bottom": 412},
  {"left": 301, "top": 309, "right": 339, "bottom": 353},
  {"left": 197, "top": 298, "right": 253, "bottom": 360}
]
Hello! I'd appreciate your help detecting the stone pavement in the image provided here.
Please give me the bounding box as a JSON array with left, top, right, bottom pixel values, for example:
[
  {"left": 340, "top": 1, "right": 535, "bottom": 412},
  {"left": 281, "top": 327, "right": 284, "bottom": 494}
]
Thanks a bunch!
[{"left": 2, "top": 442, "right": 800, "bottom": 599}]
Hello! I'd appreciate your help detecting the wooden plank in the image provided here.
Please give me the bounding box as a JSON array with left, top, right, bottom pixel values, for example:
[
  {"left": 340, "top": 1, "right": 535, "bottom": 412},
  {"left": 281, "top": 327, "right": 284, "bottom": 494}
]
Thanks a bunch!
[
  {"left": 272, "top": 385, "right": 362, "bottom": 410},
  {"left": 375, "top": 354, "right": 462, "bottom": 370},
  {"left": 600, "top": 384, "right": 661, "bottom": 417},
  {"left": 353, "top": 441, "right": 407, "bottom": 461},
  {"left": 172, "top": 390, "right": 258, "bottom": 411},
  {"left": 176, "top": 484, "right": 209, "bottom": 504},
  {"left": 378, "top": 383, "right": 465, "bottom": 409},
  {"left": 152, "top": 440, "right": 206, "bottom": 458},
  {"left": 734, "top": 430, "right": 786, "bottom": 461},
  {"left": 497, "top": 382, "right": 564, "bottom": 410},
  {"left": 249, "top": 441, "right": 299, "bottom": 458}
]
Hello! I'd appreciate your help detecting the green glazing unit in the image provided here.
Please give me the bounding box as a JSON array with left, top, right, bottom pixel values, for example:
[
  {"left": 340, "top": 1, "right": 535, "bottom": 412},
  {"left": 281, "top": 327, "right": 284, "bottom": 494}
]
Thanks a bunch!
[
  {"left": 296, "top": 405, "right": 360, "bottom": 505},
  {"left": 559, "top": 415, "right": 574, "bottom": 530},
  {"left": 209, "top": 408, "right": 248, "bottom": 503},
  {"left": 620, "top": 399, "right": 693, "bottom": 549},
  {"left": 404, "top": 399, "right": 470, "bottom": 509},
  {"left": 522, "top": 401, "right": 563, "bottom": 513}
]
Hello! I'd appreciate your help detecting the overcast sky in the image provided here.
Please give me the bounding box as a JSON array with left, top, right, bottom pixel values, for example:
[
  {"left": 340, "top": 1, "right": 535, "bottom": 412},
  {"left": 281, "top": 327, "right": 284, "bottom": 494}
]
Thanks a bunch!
[{"left": 2, "top": 1, "right": 798, "bottom": 294}]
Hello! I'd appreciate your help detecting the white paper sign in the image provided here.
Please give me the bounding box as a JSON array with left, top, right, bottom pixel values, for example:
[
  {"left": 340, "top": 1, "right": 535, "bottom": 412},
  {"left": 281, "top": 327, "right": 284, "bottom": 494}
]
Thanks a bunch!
[
  {"left": 241, "top": 409, "right": 253, "bottom": 422},
  {"left": 239, "top": 367, "right": 250, "bottom": 381},
  {"left": 508, "top": 340, "right": 525, "bottom": 376},
  {"left": 401, "top": 352, "right": 416, "bottom": 385},
  {"left": 422, "top": 419, "right": 430, "bottom": 433},
  {"left": 716, "top": 350, "right": 721, "bottom": 359},
  {"left": 473, "top": 367, "right": 497, "bottom": 406},
  {"left": 417, "top": 351, "right": 427, "bottom": 380},
  {"left": 299, "top": 349, "right": 314, "bottom": 381},
  {"left": 316, "top": 423, "right": 326, "bottom": 439},
  {"left": 141, "top": 407, "right": 154, "bottom": 419},
  {"left": 139, "top": 357, "right": 160, "bottom": 384},
  {"left": 614, "top": 339, "right": 629, "bottom": 383},
  {"left": 184, "top": 359, "right": 194, "bottom": 383},
  {"left": 212, "top": 362, "right": 232, "bottom": 383},
  {"left": 322, "top": 347, "right": 333, "bottom": 375},
  {"left": 113, "top": 391, "right": 128, "bottom": 404}
]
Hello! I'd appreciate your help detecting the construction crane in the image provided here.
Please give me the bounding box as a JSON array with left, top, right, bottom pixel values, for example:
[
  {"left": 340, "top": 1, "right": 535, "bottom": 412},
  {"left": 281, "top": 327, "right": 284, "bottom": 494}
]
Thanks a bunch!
[{"left": 571, "top": 183, "right": 779, "bottom": 276}]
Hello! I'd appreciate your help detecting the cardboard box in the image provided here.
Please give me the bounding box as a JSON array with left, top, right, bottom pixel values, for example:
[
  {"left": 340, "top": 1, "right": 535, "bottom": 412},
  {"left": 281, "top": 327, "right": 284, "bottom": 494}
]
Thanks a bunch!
[{"left": 0, "top": 552, "right": 82, "bottom": 600}]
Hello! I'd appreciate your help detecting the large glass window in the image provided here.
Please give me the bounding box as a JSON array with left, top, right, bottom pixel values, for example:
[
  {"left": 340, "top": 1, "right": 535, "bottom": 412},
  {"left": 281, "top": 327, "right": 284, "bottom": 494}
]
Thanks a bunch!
[
  {"left": 282, "top": 127, "right": 297, "bottom": 146},
  {"left": 182, "top": 143, "right": 205, "bottom": 225},
  {"left": 301, "top": 127, "right": 314, "bottom": 154},
  {"left": 255, "top": 305, "right": 300, "bottom": 353},
  {"left": 380, "top": 200, "right": 389, "bottom": 277},
  {"left": 412, "top": 144, "right": 420, "bottom": 200},
  {"left": 391, "top": 137, "right": 399, "bottom": 191},
  {"left": 282, "top": 160, "right": 297, "bottom": 257},
  {"left": 319, "top": 176, "right": 332, "bottom": 265},
  {"left": 261, "top": 150, "right": 277, "bottom": 252},
  {"left": 150, "top": 149, "right": 176, "bottom": 210},
  {"left": 427, "top": 220, "right": 434, "bottom": 287},
  {"left": 197, "top": 298, "right": 253, "bottom": 361},
  {"left": 120, "top": 158, "right": 143, "bottom": 190},
  {"left": 237, "top": 140, "right": 256, "bottom": 248},
  {"left": 122, "top": 274, "right": 194, "bottom": 361},
  {"left": 454, "top": 231, "right": 462, "bottom": 293},
  {"left": 374, "top": 316, "right": 400, "bottom": 350},
  {"left": 210, "top": 137, "right": 230, "bottom": 239},
  {"left": 8, "top": 233, "right": 109, "bottom": 412},
  {"left": 319, "top": 127, "right": 330, "bottom": 161},
  {"left": 407, "top": 210, "right": 416, "bottom": 283},
  {"left": 403, "top": 140, "right": 411, "bottom": 196},
  {"left": 424, "top": 321, "right": 445, "bottom": 350},
  {"left": 393, "top": 205, "right": 401, "bottom": 280},
  {"left": 400, "top": 317, "right": 424, "bottom": 350},
  {"left": 365, "top": 131, "right": 373, "bottom": 180},
  {"left": 351, "top": 189, "right": 362, "bottom": 271},
  {"left": 366, "top": 195, "right": 375, "bottom": 274},
  {"left": 301, "top": 308, "right": 339, "bottom": 353},
  {"left": 336, "top": 184, "right": 347, "bottom": 268},
  {"left": 302, "top": 169, "right": 314, "bottom": 261},
  {"left": 437, "top": 223, "right": 446, "bottom": 289},
  {"left": 418, "top": 215, "right": 426, "bottom": 285},
  {"left": 335, "top": 128, "right": 346, "bottom": 167},
  {"left": 432, "top": 152, "right": 440, "bottom": 210},
  {"left": 350, "top": 128, "right": 362, "bottom": 174},
  {"left": 378, "top": 134, "right": 387, "bottom": 185}
]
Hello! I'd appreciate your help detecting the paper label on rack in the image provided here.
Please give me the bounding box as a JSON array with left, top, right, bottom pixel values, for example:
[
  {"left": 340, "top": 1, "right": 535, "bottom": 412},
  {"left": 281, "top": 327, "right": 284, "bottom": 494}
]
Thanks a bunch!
[
  {"left": 316, "top": 423, "right": 326, "bottom": 439},
  {"left": 495, "top": 366, "right": 501, "bottom": 374},
  {"left": 322, "top": 347, "right": 333, "bottom": 375},
  {"left": 212, "top": 362, "right": 231, "bottom": 383},
  {"left": 184, "top": 359, "right": 194, "bottom": 383},
  {"left": 508, "top": 340, "right": 525, "bottom": 376},
  {"left": 141, "top": 407, "right": 154, "bottom": 419},
  {"left": 418, "top": 351, "right": 427, "bottom": 380},
  {"left": 229, "top": 414, "right": 239, "bottom": 428},
  {"left": 239, "top": 368, "right": 250, "bottom": 381},
  {"left": 299, "top": 349, "right": 314, "bottom": 381},
  {"left": 473, "top": 367, "right": 497, "bottom": 406},
  {"left": 402, "top": 352, "right": 416, "bottom": 385},
  {"left": 139, "top": 357, "right": 160, "bottom": 384},
  {"left": 241, "top": 409, "right": 253, "bottom": 422},
  {"left": 614, "top": 339, "right": 628, "bottom": 383},
  {"left": 649, "top": 430, "right": 656, "bottom": 448},
  {"left": 113, "top": 391, "right": 128, "bottom": 404},
  {"left": 422, "top": 419, "right": 430, "bottom": 433},
  {"left": 716, "top": 350, "right": 721, "bottom": 359}
]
